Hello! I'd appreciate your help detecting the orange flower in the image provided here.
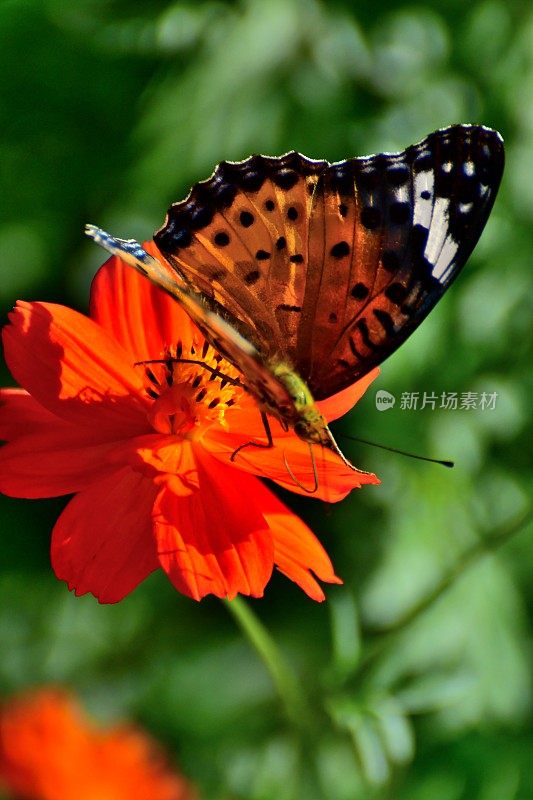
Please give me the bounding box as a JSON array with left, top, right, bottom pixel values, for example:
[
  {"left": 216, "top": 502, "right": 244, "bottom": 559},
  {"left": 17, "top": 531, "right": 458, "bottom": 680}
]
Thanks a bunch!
[
  {"left": 0, "top": 245, "right": 379, "bottom": 602},
  {"left": 0, "top": 688, "right": 195, "bottom": 800}
]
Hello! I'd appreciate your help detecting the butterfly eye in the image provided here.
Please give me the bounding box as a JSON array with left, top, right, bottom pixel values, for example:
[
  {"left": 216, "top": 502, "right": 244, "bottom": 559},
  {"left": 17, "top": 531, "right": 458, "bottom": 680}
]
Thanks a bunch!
[{"left": 294, "top": 419, "right": 311, "bottom": 440}]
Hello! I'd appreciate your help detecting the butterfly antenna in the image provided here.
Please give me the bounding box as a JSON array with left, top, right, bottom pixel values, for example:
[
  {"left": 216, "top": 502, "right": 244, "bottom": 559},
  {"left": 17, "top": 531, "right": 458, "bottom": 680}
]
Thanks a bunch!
[
  {"left": 282, "top": 445, "right": 319, "bottom": 494},
  {"left": 338, "top": 433, "right": 454, "bottom": 468}
]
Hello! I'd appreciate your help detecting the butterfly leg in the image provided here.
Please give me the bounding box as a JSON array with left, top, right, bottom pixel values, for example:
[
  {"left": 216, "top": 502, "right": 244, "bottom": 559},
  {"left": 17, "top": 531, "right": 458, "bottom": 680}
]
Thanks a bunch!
[
  {"left": 282, "top": 445, "right": 319, "bottom": 494},
  {"left": 230, "top": 411, "right": 274, "bottom": 462}
]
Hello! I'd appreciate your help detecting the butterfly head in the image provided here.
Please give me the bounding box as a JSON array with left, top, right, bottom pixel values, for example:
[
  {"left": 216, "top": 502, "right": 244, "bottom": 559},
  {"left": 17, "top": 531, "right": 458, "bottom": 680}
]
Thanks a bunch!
[{"left": 293, "top": 412, "right": 330, "bottom": 446}]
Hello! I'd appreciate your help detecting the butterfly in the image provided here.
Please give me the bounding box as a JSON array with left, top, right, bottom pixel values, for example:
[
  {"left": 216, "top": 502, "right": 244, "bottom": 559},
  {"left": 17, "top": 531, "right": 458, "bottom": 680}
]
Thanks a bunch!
[{"left": 86, "top": 124, "right": 504, "bottom": 469}]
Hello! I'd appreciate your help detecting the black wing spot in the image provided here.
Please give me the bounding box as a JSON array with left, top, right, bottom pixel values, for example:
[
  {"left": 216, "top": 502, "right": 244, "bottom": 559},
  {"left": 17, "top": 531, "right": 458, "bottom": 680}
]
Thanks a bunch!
[
  {"left": 210, "top": 180, "right": 237, "bottom": 208},
  {"left": 412, "top": 224, "right": 429, "bottom": 252},
  {"left": 264, "top": 199, "right": 275, "bottom": 211},
  {"left": 413, "top": 151, "right": 432, "bottom": 174},
  {"left": 386, "top": 163, "right": 410, "bottom": 186},
  {"left": 273, "top": 169, "right": 299, "bottom": 189},
  {"left": 421, "top": 189, "right": 431, "bottom": 200},
  {"left": 382, "top": 250, "right": 401, "bottom": 272},
  {"left": 239, "top": 210, "right": 254, "bottom": 227},
  {"left": 349, "top": 337, "right": 364, "bottom": 359},
  {"left": 351, "top": 282, "right": 369, "bottom": 300},
  {"left": 240, "top": 170, "right": 264, "bottom": 191},
  {"left": 357, "top": 166, "right": 380, "bottom": 190},
  {"left": 277, "top": 304, "right": 301, "bottom": 313},
  {"left": 214, "top": 231, "right": 230, "bottom": 246},
  {"left": 190, "top": 205, "right": 213, "bottom": 229},
  {"left": 255, "top": 249, "right": 271, "bottom": 260},
  {"left": 360, "top": 207, "right": 382, "bottom": 230},
  {"left": 173, "top": 229, "right": 192, "bottom": 248},
  {"left": 401, "top": 302, "right": 416, "bottom": 317},
  {"left": 373, "top": 308, "right": 396, "bottom": 336},
  {"left": 211, "top": 269, "right": 227, "bottom": 282},
  {"left": 330, "top": 241, "right": 350, "bottom": 259},
  {"left": 339, "top": 203, "right": 348, "bottom": 217},
  {"left": 245, "top": 269, "right": 261, "bottom": 285},
  {"left": 385, "top": 282, "right": 409, "bottom": 304},
  {"left": 355, "top": 319, "right": 380, "bottom": 351},
  {"left": 331, "top": 166, "right": 354, "bottom": 194},
  {"left": 290, "top": 254, "right": 304, "bottom": 263},
  {"left": 329, "top": 311, "right": 338, "bottom": 323},
  {"left": 276, "top": 236, "right": 286, "bottom": 250},
  {"left": 287, "top": 206, "right": 298, "bottom": 221},
  {"left": 389, "top": 201, "right": 411, "bottom": 225}
]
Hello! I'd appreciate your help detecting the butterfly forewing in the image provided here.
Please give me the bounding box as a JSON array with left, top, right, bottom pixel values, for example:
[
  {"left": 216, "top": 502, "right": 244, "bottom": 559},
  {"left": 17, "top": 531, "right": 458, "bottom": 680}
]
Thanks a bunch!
[
  {"left": 155, "top": 153, "right": 328, "bottom": 360},
  {"left": 154, "top": 124, "right": 504, "bottom": 404}
]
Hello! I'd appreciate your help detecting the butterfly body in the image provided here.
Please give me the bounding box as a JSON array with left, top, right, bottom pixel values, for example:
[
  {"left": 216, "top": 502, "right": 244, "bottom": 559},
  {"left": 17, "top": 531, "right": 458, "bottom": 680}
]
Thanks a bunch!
[
  {"left": 86, "top": 124, "right": 504, "bottom": 468},
  {"left": 266, "top": 360, "right": 333, "bottom": 445}
]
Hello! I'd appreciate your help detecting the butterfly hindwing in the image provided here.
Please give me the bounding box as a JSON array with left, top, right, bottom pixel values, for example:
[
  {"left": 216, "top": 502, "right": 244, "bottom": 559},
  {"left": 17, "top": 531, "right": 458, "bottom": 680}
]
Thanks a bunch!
[{"left": 304, "top": 124, "right": 504, "bottom": 398}]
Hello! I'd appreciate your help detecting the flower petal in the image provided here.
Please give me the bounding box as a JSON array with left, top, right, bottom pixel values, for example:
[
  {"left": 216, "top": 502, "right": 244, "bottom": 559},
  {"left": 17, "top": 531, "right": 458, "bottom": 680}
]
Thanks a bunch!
[
  {"left": 0, "top": 433, "right": 126, "bottom": 499},
  {"left": 316, "top": 368, "right": 380, "bottom": 422},
  {"left": 90, "top": 243, "right": 199, "bottom": 360},
  {"left": 205, "top": 425, "right": 380, "bottom": 502},
  {"left": 269, "top": 514, "right": 342, "bottom": 602},
  {"left": 221, "top": 475, "right": 342, "bottom": 601},
  {"left": 51, "top": 467, "right": 159, "bottom": 603},
  {"left": 3, "top": 301, "right": 149, "bottom": 436},
  {"left": 0, "top": 389, "right": 147, "bottom": 498},
  {"left": 153, "top": 452, "right": 274, "bottom": 600},
  {"left": 0, "top": 388, "right": 59, "bottom": 440}
]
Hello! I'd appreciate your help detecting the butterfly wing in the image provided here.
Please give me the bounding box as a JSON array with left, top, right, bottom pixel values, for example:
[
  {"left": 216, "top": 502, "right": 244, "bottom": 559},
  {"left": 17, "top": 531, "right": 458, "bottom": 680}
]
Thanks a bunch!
[
  {"left": 84, "top": 225, "right": 297, "bottom": 419},
  {"left": 298, "top": 124, "right": 505, "bottom": 398},
  {"left": 154, "top": 153, "right": 335, "bottom": 362},
  {"left": 154, "top": 125, "right": 504, "bottom": 401}
]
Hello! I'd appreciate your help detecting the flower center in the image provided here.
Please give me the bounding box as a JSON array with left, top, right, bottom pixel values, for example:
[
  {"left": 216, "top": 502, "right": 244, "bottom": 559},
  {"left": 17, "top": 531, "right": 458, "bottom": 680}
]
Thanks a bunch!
[{"left": 140, "top": 338, "right": 243, "bottom": 438}]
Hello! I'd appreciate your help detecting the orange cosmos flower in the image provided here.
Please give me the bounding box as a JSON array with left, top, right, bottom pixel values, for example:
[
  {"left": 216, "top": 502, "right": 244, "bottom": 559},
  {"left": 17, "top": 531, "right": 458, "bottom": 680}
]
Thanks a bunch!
[
  {"left": 0, "top": 688, "right": 195, "bottom": 800},
  {"left": 0, "top": 244, "right": 379, "bottom": 602}
]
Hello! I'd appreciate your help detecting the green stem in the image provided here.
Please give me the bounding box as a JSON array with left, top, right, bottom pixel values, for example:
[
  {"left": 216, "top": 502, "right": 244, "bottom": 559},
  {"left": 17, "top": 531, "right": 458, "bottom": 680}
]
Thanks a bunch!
[
  {"left": 224, "top": 596, "right": 312, "bottom": 729},
  {"left": 357, "top": 507, "right": 532, "bottom": 675}
]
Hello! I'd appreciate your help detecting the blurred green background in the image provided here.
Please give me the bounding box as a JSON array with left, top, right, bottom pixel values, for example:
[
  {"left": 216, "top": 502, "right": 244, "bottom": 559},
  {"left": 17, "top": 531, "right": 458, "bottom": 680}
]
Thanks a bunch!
[{"left": 0, "top": 0, "right": 532, "bottom": 798}]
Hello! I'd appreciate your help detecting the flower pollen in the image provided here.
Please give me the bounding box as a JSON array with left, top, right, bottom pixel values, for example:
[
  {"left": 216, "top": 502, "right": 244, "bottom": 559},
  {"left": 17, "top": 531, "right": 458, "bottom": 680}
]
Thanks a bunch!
[{"left": 143, "top": 338, "right": 244, "bottom": 438}]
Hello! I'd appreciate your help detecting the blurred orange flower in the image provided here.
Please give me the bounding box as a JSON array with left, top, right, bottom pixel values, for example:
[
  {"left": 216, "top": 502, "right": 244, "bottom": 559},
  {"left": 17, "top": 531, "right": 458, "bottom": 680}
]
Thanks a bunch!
[
  {"left": 0, "top": 689, "right": 194, "bottom": 800},
  {"left": 0, "top": 246, "right": 379, "bottom": 602}
]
